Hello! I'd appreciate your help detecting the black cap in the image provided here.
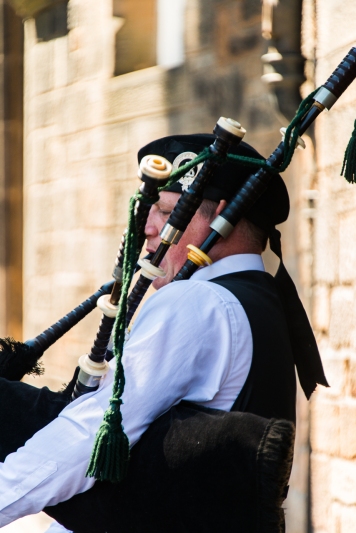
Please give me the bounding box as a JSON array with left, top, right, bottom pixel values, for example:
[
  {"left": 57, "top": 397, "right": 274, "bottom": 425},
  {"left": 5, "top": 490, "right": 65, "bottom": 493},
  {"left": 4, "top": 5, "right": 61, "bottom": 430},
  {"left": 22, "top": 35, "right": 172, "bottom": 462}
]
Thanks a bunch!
[{"left": 138, "top": 133, "right": 289, "bottom": 231}]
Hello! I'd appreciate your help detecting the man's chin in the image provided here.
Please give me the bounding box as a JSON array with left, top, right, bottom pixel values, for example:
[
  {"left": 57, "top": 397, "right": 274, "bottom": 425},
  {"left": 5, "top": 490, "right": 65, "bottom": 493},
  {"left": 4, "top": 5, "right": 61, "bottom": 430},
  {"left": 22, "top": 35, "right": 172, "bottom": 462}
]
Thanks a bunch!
[{"left": 152, "top": 274, "right": 170, "bottom": 290}]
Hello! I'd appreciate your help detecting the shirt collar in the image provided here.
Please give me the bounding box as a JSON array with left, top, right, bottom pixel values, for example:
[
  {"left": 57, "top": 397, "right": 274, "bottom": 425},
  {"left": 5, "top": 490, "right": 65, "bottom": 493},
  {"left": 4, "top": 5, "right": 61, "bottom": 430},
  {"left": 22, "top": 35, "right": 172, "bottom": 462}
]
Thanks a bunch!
[{"left": 191, "top": 254, "right": 265, "bottom": 282}]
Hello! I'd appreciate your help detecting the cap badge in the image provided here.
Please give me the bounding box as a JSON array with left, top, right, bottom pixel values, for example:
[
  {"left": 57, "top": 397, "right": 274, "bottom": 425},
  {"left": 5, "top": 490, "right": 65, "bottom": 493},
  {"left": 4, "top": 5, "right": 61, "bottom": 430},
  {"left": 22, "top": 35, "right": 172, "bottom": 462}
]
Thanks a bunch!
[{"left": 172, "top": 151, "right": 204, "bottom": 192}]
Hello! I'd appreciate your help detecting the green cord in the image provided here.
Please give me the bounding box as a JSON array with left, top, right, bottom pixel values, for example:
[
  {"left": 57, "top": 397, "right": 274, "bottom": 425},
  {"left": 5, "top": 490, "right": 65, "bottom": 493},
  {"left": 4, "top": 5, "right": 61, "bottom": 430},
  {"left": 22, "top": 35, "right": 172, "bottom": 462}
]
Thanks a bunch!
[{"left": 86, "top": 197, "right": 137, "bottom": 481}]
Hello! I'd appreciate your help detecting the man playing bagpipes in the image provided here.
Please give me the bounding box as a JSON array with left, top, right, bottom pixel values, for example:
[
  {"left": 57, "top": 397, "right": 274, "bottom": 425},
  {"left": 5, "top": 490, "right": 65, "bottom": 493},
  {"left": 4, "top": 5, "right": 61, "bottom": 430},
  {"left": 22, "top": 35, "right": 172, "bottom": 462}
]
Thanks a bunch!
[
  {"left": 2, "top": 41, "right": 356, "bottom": 530},
  {"left": 0, "top": 117, "right": 330, "bottom": 533}
]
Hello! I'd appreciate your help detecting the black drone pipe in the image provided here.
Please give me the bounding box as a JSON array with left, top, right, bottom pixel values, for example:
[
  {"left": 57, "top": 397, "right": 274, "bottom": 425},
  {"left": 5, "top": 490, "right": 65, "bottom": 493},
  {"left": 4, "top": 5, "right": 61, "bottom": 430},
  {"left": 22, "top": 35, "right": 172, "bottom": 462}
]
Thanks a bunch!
[{"left": 0, "top": 280, "right": 114, "bottom": 381}]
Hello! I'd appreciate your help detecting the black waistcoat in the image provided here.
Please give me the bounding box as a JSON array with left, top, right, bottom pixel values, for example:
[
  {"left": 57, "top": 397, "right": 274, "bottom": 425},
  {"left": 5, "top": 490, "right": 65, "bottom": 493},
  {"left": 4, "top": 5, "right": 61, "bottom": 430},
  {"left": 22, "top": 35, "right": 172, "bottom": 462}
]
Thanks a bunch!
[{"left": 211, "top": 269, "right": 296, "bottom": 423}]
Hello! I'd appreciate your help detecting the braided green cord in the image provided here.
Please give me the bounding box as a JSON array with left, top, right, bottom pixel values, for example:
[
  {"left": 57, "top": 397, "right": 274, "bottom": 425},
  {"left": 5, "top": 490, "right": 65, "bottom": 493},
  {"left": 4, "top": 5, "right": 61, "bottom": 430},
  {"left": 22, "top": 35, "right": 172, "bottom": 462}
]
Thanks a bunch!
[
  {"left": 86, "top": 196, "right": 138, "bottom": 482},
  {"left": 87, "top": 88, "right": 321, "bottom": 484}
]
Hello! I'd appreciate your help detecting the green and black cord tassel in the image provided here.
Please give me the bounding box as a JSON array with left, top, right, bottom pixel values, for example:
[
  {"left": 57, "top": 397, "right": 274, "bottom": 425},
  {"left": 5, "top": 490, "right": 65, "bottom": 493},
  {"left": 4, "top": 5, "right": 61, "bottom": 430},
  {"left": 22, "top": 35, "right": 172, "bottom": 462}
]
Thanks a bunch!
[{"left": 341, "top": 119, "right": 356, "bottom": 183}]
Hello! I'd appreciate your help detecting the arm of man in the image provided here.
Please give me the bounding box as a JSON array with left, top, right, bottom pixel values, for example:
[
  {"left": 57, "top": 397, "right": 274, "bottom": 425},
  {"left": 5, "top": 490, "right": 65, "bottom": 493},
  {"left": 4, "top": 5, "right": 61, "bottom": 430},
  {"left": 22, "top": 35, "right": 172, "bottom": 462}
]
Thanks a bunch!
[{"left": 0, "top": 279, "right": 251, "bottom": 526}]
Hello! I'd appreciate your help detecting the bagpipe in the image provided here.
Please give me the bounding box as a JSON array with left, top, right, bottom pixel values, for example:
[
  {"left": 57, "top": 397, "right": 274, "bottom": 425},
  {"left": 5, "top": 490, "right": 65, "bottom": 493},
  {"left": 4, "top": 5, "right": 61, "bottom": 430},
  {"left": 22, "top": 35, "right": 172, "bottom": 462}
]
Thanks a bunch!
[{"left": 1, "top": 48, "right": 356, "bottom": 532}]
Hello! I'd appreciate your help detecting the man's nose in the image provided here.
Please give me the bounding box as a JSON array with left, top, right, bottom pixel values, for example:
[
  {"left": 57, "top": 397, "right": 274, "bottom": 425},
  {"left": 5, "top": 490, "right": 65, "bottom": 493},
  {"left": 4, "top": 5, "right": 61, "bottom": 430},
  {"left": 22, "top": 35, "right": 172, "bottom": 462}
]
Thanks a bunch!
[{"left": 144, "top": 207, "right": 159, "bottom": 237}]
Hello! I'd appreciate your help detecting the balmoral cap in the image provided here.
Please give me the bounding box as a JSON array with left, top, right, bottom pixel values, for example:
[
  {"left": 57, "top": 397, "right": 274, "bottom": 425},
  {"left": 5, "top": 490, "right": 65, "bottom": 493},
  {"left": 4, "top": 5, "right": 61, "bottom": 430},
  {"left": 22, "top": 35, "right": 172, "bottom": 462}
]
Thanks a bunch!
[{"left": 138, "top": 133, "right": 289, "bottom": 231}]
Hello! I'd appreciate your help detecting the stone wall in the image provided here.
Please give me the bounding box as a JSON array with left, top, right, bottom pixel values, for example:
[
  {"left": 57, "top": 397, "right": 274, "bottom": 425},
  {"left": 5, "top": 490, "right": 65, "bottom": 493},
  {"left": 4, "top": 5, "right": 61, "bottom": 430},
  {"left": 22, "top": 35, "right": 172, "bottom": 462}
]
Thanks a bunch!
[{"left": 303, "top": 1, "right": 356, "bottom": 531}]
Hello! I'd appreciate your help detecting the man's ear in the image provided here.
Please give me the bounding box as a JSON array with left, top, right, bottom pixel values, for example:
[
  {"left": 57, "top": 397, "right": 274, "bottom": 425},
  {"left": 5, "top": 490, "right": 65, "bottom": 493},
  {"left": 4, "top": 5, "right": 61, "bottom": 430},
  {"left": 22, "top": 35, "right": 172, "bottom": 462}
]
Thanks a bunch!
[{"left": 215, "top": 199, "right": 227, "bottom": 216}]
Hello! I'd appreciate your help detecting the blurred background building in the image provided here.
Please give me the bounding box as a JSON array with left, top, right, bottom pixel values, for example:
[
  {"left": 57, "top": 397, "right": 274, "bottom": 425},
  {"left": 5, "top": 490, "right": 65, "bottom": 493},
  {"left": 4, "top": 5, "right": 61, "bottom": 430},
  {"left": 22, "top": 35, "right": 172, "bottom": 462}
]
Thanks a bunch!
[{"left": 1, "top": 0, "right": 356, "bottom": 531}]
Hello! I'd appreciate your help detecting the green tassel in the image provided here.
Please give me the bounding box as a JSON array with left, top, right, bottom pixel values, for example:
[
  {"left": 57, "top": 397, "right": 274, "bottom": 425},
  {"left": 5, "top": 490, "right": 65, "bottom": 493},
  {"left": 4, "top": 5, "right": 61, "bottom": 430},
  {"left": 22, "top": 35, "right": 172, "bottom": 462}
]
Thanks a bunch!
[
  {"left": 341, "top": 119, "right": 356, "bottom": 183},
  {"left": 86, "top": 398, "right": 130, "bottom": 482}
]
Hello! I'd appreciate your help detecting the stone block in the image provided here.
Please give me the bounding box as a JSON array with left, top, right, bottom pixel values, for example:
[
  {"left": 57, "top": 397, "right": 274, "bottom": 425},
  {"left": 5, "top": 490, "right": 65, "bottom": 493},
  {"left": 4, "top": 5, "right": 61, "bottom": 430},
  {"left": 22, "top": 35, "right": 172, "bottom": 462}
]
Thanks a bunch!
[
  {"left": 30, "top": 39, "right": 55, "bottom": 95},
  {"left": 26, "top": 130, "right": 48, "bottom": 184},
  {"left": 313, "top": 178, "right": 339, "bottom": 285},
  {"left": 49, "top": 182, "right": 80, "bottom": 233},
  {"left": 316, "top": 1, "right": 356, "bottom": 61},
  {"left": 102, "top": 154, "right": 129, "bottom": 185},
  {"left": 331, "top": 458, "right": 356, "bottom": 505},
  {"left": 25, "top": 182, "right": 54, "bottom": 235},
  {"left": 23, "top": 275, "right": 53, "bottom": 338},
  {"left": 310, "top": 397, "right": 340, "bottom": 455},
  {"left": 67, "top": 47, "right": 84, "bottom": 85},
  {"left": 320, "top": 349, "right": 348, "bottom": 398},
  {"left": 29, "top": 92, "right": 57, "bottom": 131},
  {"left": 339, "top": 399, "right": 356, "bottom": 460},
  {"left": 73, "top": 181, "right": 117, "bottom": 230},
  {"left": 89, "top": 123, "right": 129, "bottom": 159},
  {"left": 335, "top": 189, "right": 356, "bottom": 222},
  {"left": 312, "top": 284, "right": 330, "bottom": 333},
  {"left": 104, "top": 67, "right": 166, "bottom": 123},
  {"left": 44, "top": 135, "right": 69, "bottom": 183},
  {"left": 57, "top": 87, "right": 89, "bottom": 135},
  {"left": 53, "top": 36, "right": 69, "bottom": 89},
  {"left": 108, "top": 181, "right": 136, "bottom": 228},
  {"left": 329, "top": 287, "right": 354, "bottom": 348},
  {"left": 339, "top": 211, "right": 356, "bottom": 284},
  {"left": 82, "top": 34, "right": 107, "bottom": 79},
  {"left": 128, "top": 115, "right": 170, "bottom": 158},
  {"left": 349, "top": 357, "right": 356, "bottom": 398},
  {"left": 340, "top": 504, "right": 356, "bottom": 533},
  {"left": 328, "top": 163, "right": 352, "bottom": 196},
  {"left": 310, "top": 452, "right": 332, "bottom": 531},
  {"left": 66, "top": 131, "right": 92, "bottom": 163},
  {"left": 330, "top": 501, "right": 342, "bottom": 533}
]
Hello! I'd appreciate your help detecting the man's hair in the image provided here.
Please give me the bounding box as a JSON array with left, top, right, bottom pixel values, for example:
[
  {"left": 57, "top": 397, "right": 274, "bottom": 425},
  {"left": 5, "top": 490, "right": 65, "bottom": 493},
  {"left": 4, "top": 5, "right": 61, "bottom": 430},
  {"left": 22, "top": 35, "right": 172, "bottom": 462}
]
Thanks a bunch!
[{"left": 198, "top": 199, "right": 268, "bottom": 252}]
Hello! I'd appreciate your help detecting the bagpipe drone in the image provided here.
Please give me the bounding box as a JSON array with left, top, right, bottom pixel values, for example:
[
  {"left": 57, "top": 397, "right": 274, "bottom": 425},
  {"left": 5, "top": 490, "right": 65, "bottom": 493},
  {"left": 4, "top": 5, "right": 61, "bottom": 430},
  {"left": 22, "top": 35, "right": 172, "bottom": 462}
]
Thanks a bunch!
[{"left": 1, "top": 47, "right": 356, "bottom": 533}]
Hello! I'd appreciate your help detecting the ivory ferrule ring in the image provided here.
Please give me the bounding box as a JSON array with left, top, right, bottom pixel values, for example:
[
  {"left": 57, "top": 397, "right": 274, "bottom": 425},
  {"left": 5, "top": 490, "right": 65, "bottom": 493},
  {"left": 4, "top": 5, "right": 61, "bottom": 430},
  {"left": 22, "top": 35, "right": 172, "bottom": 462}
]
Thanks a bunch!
[
  {"left": 137, "top": 258, "right": 166, "bottom": 280},
  {"left": 97, "top": 294, "right": 119, "bottom": 318},
  {"left": 280, "top": 128, "right": 306, "bottom": 150},
  {"left": 78, "top": 354, "right": 109, "bottom": 379}
]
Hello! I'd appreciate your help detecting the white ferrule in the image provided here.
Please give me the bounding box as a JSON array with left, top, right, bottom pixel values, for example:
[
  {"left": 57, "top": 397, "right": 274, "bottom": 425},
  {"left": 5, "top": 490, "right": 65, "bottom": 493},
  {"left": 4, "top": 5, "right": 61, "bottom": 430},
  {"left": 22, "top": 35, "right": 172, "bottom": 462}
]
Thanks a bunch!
[
  {"left": 280, "top": 127, "right": 306, "bottom": 150},
  {"left": 217, "top": 117, "right": 246, "bottom": 138},
  {"left": 78, "top": 353, "right": 109, "bottom": 377},
  {"left": 138, "top": 258, "right": 166, "bottom": 280},
  {"left": 138, "top": 155, "right": 172, "bottom": 179},
  {"left": 97, "top": 294, "right": 119, "bottom": 318}
]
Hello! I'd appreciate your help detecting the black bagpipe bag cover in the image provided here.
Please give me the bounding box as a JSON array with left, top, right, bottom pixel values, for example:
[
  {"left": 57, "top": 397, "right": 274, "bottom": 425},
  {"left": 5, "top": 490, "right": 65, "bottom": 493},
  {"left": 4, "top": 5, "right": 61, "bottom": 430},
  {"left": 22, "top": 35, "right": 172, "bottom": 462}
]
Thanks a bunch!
[{"left": 45, "top": 401, "right": 295, "bottom": 533}]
